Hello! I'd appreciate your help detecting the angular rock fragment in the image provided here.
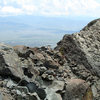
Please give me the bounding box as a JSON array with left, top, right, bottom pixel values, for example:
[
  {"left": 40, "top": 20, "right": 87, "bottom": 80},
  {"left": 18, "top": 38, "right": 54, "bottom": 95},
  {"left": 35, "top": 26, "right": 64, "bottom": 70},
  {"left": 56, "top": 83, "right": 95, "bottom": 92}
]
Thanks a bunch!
[{"left": 0, "top": 43, "right": 24, "bottom": 82}]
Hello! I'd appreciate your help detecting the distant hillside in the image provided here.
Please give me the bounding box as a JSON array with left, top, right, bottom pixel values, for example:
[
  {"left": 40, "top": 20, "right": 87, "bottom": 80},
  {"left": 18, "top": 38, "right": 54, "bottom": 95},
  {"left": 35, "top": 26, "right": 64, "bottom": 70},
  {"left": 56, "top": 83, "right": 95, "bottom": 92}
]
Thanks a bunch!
[{"left": 0, "top": 15, "right": 95, "bottom": 47}]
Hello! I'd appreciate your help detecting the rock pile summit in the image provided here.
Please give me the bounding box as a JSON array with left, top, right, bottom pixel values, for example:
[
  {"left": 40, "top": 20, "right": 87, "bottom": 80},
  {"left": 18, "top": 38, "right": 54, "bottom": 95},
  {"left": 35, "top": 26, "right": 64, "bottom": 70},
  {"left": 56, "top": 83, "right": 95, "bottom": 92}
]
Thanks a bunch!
[{"left": 0, "top": 18, "right": 100, "bottom": 100}]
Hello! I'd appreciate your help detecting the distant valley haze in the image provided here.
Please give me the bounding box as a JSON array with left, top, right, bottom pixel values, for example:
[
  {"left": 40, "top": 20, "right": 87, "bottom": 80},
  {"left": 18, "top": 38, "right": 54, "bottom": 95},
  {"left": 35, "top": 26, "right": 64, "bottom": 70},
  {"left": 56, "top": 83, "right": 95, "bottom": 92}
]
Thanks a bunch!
[{"left": 0, "top": 16, "right": 98, "bottom": 47}]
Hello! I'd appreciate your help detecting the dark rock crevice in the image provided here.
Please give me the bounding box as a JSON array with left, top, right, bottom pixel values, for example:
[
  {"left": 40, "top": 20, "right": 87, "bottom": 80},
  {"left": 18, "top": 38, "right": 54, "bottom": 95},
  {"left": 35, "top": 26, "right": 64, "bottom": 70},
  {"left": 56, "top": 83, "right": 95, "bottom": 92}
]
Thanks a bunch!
[{"left": 22, "top": 67, "right": 33, "bottom": 78}]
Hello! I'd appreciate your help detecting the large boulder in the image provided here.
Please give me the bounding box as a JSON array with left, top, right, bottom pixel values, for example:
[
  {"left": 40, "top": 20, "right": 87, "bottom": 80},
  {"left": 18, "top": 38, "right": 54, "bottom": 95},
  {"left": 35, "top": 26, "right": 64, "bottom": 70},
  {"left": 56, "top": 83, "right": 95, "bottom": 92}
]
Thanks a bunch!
[
  {"left": 0, "top": 43, "right": 24, "bottom": 81},
  {"left": 63, "top": 79, "right": 93, "bottom": 100}
]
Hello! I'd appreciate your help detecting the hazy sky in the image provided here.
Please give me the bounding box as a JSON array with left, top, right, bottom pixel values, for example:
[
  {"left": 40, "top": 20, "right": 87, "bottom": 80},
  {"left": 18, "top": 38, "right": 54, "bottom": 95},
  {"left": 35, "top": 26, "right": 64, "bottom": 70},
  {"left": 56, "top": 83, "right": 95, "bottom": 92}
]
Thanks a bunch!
[{"left": 0, "top": 0, "right": 100, "bottom": 17}]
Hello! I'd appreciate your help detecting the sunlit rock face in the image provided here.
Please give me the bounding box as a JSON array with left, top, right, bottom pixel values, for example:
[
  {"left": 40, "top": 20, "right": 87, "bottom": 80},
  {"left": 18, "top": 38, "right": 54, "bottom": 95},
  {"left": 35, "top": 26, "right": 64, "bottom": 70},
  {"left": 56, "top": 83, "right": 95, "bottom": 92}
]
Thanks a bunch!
[
  {"left": 56, "top": 18, "right": 100, "bottom": 77},
  {"left": 56, "top": 18, "right": 100, "bottom": 99}
]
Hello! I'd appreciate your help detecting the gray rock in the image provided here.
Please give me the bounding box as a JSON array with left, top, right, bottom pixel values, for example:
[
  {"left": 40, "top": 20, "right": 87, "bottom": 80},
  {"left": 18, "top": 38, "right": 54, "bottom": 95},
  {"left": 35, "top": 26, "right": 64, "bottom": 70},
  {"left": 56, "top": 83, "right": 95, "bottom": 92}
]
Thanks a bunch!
[
  {"left": 0, "top": 43, "right": 24, "bottom": 81},
  {"left": 6, "top": 79, "right": 17, "bottom": 89},
  {"left": 36, "top": 88, "right": 46, "bottom": 100},
  {"left": 55, "top": 18, "right": 100, "bottom": 99},
  {"left": 56, "top": 18, "right": 100, "bottom": 78},
  {"left": 50, "top": 80, "right": 64, "bottom": 92},
  {"left": 45, "top": 88, "right": 62, "bottom": 100},
  {"left": 42, "top": 74, "right": 54, "bottom": 81},
  {"left": 16, "top": 86, "right": 29, "bottom": 94},
  {"left": 16, "top": 93, "right": 38, "bottom": 100},
  {"left": 26, "top": 82, "right": 38, "bottom": 93},
  {"left": 28, "top": 92, "right": 40, "bottom": 100},
  {"left": 43, "top": 60, "right": 59, "bottom": 69},
  {"left": 16, "top": 90, "right": 22, "bottom": 95},
  {"left": 0, "top": 92, "right": 2, "bottom": 100},
  {"left": 91, "top": 85, "right": 98, "bottom": 97},
  {"left": 14, "top": 45, "right": 34, "bottom": 59},
  {"left": 39, "top": 67, "right": 47, "bottom": 75},
  {"left": 45, "top": 70, "right": 55, "bottom": 75}
]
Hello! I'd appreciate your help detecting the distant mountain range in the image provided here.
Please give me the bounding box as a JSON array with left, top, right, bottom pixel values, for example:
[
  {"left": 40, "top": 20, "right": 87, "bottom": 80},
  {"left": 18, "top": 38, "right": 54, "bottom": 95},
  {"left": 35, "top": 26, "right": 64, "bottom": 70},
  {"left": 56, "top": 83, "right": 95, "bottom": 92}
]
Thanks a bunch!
[{"left": 0, "top": 15, "right": 95, "bottom": 47}]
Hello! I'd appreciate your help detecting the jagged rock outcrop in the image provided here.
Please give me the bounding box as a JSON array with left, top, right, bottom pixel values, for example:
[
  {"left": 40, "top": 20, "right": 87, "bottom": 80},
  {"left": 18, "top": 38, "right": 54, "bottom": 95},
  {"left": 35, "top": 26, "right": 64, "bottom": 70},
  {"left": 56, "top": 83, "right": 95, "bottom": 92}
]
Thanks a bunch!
[
  {"left": 56, "top": 18, "right": 100, "bottom": 77},
  {"left": 56, "top": 18, "right": 100, "bottom": 99}
]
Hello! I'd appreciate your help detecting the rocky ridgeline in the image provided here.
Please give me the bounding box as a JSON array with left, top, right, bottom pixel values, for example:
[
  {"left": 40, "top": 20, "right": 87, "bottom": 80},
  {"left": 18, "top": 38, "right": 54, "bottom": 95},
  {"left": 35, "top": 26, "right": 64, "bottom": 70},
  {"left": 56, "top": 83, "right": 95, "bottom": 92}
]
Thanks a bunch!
[
  {"left": 0, "top": 19, "right": 100, "bottom": 100},
  {"left": 55, "top": 18, "right": 100, "bottom": 99}
]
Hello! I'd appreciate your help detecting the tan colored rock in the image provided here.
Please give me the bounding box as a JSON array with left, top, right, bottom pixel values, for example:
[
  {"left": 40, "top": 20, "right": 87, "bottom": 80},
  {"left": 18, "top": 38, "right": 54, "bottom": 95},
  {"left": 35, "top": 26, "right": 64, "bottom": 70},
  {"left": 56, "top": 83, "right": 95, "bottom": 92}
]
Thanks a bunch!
[{"left": 64, "top": 79, "right": 93, "bottom": 100}]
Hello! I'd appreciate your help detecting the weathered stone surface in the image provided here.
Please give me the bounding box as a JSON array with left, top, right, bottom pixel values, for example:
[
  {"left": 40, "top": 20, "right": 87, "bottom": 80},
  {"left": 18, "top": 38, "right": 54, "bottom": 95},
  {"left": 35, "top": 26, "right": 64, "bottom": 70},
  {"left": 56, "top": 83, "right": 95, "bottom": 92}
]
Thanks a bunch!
[
  {"left": 0, "top": 92, "right": 2, "bottom": 100},
  {"left": 56, "top": 18, "right": 100, "bottom": 77},
  {"left": 43, "top": 60, "right": 59, "bottom": 69},
  {"left": 36, "top": 88, "right": 46, "bottom": 100},
  {"left": 56, "top": 18, "right": 100, "bottom": 99},
  {"left": 42, "top": 73, "right": 54, "bottom": 81},
  {"left": 28, "top": 93, "right": 40, "bottom": 100},
  {"left": 45, "top": 88, "right": 62, "bottom": 100},
  {"left": 0, "top": 43, "right": 24, "bottom": 81},
  {"left": 14, "top": 45, "right": 34, "bottom": 59},
  {"left": 48, "top": 80, "right": 64, "bottom": 92},
  {"left": 63, "top": 79, "right": 92, "bottom": 100},
  {"left": 26, "top": 82, "right": 38, "bottom": 93},
  {"left": 6, "top": 79, "right": 17, "bottom": 89}
]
